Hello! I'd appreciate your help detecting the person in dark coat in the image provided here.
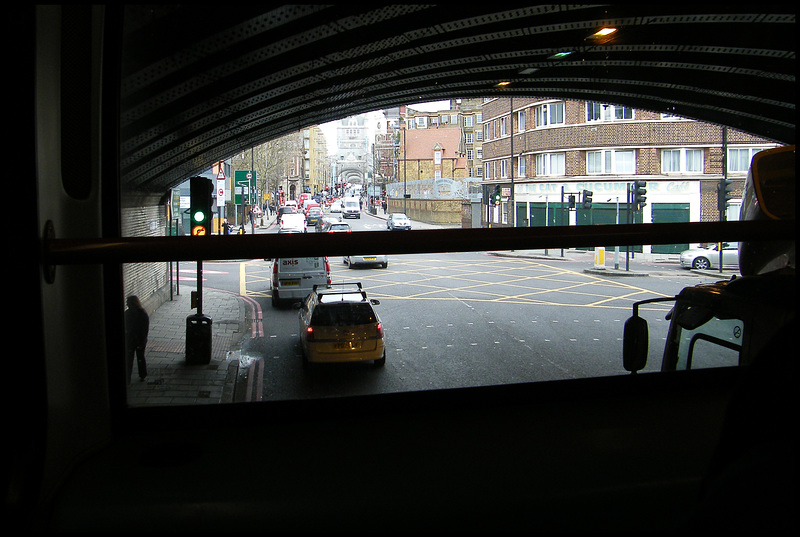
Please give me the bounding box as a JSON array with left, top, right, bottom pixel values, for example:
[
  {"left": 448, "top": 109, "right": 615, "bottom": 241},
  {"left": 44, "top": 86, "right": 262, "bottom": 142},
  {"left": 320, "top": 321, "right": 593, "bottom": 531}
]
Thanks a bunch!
[{"left": 125, "top": 295, "right": 150, "bottom": 383}]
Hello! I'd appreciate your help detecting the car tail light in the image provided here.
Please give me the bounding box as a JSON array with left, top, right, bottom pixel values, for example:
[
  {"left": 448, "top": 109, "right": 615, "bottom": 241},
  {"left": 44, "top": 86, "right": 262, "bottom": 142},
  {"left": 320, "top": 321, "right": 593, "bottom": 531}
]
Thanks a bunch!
[
  {"left": 306, "top": 326, "right": 315, "bottom": 341},
  {"left": 375, "top": 323, "right": 383, "bottom": 338}
]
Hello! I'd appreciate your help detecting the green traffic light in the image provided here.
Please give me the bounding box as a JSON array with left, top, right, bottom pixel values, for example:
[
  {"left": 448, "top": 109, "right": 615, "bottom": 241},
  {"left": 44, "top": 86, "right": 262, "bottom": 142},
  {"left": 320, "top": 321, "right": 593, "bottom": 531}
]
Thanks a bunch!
[{"left": 193, "top": 210, "right": 207, "bottom": 223}]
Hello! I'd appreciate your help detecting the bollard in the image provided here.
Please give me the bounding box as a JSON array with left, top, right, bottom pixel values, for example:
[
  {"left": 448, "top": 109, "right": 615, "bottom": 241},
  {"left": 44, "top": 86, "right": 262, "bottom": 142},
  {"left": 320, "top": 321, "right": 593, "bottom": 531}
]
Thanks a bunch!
[
  {"left": 594, "top": 247, "right": 606, "bottom": 269},
  {"left": 186, "top": 314, "right": 212, "bottom": 365}
]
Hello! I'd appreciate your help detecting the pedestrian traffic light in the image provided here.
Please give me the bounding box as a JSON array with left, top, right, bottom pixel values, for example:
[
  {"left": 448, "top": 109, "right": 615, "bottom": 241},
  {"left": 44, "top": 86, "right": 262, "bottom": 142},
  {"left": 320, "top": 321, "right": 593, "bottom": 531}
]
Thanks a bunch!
[
  {"left": 633, "top": 180, "right": 647, "bottom": 210},
  {"left": 582, "top": 189, "right": 593, "bottom": 209},
  {"left": 717, "top": 177, "right": 734, "bottom": 215},
  {"left": 190, "top": 176, "right": 213, "bottom": 236}
]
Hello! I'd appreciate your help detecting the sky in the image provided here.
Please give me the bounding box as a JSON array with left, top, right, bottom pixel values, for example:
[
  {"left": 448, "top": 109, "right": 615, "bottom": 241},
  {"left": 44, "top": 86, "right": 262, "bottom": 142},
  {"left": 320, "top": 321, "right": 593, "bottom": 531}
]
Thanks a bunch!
[{"left": 320, "top": 101, "right": 450, "bottom": 155}]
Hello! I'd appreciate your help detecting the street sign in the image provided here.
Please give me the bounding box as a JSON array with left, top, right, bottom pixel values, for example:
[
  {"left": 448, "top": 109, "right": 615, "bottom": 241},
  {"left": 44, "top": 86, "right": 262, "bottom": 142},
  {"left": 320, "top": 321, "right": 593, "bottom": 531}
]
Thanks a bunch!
[
  {"left": 234, "top": 170, "right": 256, "bottom": 205},
  {"left": 216, "top": 168, "right": 226, "bottom": 208}
]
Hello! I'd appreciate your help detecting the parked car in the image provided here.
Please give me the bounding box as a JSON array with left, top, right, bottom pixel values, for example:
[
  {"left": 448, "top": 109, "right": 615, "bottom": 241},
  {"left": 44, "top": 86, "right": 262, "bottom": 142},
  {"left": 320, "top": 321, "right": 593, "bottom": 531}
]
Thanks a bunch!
[
  {"left": 387, "top": 213, "right": 411, "bottom": 230},
  {"left": 344, "top": 254, "right": 388, "bottom": 269},
  {"left": 680, "top": 242, "right": 739, "bottom": 270},
  {"left": 297, "top": 282, "right": 385, "bottom": 368},
  {"left": 271, "top": 256, "right": 331, "bottom": 307}
]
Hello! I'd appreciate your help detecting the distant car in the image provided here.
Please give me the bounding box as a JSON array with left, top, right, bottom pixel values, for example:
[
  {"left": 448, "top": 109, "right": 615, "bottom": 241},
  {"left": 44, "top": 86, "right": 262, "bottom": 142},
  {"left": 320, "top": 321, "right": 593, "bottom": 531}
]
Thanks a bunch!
[
  {"left": 344, "top": 254, "right": 388, "bottom": 269},
  {"left": 680, "top": 242, "right": 739, "bottom": 270},
  {"left": 297, "top": 282, "right": 385, "bottom": 368},
  {"left": 316, "top": 215, "right": 341, "bottom": 232},
  {"left": 320, "top": 221, "right": 352, "bottom": 233},
  {"left": 387, "top": 213, "right": 411, "bottom": 230},
  {"left": 329, "top": 200, "right": 343, "bottom": 213},
  {"left": 305, "top": 206, "right": 323, "bottom": 227},
  {"left": 277, "top": 205, "right": 297, "bottom": 217}
]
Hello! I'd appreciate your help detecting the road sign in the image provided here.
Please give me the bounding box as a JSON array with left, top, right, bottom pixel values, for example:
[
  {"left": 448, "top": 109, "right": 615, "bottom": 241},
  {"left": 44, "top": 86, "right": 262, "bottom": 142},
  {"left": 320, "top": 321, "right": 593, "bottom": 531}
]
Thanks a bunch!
[{"left": 234, "top": 170, "right": 256, "bottom": 205}]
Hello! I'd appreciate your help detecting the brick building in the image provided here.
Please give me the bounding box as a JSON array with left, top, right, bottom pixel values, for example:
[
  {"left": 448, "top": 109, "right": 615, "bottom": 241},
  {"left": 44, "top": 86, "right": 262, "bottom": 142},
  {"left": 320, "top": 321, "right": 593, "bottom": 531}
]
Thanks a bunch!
[{"left": 481, "top": 97, "right": 779, "bottom": 253}]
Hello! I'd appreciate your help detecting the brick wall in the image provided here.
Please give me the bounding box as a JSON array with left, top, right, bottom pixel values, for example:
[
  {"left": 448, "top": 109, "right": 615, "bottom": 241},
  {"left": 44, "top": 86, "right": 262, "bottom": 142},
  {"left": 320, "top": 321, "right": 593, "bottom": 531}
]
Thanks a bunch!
[{"left": 121, "top": 200, "right": 171, "bottom": 314}]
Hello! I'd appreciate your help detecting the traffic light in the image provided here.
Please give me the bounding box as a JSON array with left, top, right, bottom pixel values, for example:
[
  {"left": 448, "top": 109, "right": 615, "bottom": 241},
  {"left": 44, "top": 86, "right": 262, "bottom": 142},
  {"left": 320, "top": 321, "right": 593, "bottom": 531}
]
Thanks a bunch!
[
  {"left": 582, "top": 189, "right": 593, "bottom": 209},
  {"left": 717, "top": 177, "right": 734, "bottom": 215},
  {"left": 632, "top": 180, "right": 647, "bottom": 210},
  {"left": 190, "top": 176, "right": 213, "bottom": 236},
  {"left": 491, "top": 185, "right": 502, "bottom": 206},
  {"left": 568, "top": 194, "right": 576, "bottom": 209}
]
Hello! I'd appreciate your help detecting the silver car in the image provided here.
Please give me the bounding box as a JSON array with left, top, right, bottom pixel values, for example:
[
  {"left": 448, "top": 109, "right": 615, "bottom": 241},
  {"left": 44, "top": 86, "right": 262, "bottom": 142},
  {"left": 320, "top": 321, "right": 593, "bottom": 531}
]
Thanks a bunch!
[
  {"left": 387, "top": 213, "right": 411, "bottom": 230},
  {"left": 679, "top": 242, "right": 739, "bottom": 270},
  {"left": 344, "top": 254, "right": 388, "bottom": 269}
]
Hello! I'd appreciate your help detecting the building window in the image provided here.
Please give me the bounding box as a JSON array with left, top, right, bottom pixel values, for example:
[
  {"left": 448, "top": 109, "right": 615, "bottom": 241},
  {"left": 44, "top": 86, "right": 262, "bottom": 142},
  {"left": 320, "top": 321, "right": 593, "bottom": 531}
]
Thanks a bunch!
[
  {"left": 499, "top": 116, "right": 507, "bottom": 136},
  {"left": 535, "top": 102, "right": 564, "bottom": 127},
  {"left": 535, "top": 152, "right": 566, "bottom": 176},
  {"left": 587, "top": 150, "right": 635, "bottom": 174},
  {"left": 464, "top": 115, "right": 473, "bottom": 127},
  {"left": 586, "top": 102, "right": 634, "bottom": 122},
  {"left": 661, "top": 148, "right": 703, "bottom": 173},
  {"left": 728, "top": 147, "right": 772, "bottom": 173},
  {"left": 434, "top": 150, "right": 442, "bottom": 165},
  {"left": 517, "top": 154, "right": 526, "bottom": 177},
  {"left": 517, "top": 109, "right": 526, "bottom": 132}
]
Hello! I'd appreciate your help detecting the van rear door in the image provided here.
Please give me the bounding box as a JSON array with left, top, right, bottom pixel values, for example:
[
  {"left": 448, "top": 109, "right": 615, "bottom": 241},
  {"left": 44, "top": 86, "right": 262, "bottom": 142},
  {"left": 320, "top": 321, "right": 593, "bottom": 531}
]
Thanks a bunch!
[{"left": 272, "top": 257, "right": 330, "bottom": 306}]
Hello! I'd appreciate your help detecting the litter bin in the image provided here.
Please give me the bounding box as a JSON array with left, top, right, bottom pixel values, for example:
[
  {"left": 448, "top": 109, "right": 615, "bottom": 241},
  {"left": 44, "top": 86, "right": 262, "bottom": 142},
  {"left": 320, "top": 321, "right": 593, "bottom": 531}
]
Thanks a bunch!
[{"left": 186, "top": 314, "right": 212, "bottom": 365}]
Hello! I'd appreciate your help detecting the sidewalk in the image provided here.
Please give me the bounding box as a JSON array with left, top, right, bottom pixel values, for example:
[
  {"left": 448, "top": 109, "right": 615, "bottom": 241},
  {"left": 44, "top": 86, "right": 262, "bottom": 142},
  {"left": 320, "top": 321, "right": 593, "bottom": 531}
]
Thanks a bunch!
[{"left": 126, "top": 288, "right": 246, "bottom": 406}]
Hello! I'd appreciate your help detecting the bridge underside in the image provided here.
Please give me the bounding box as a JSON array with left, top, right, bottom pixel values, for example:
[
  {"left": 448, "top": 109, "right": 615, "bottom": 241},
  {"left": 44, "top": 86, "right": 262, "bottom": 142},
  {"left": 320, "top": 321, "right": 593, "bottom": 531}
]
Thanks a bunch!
[{"left": 116, "top": 5, "right": 795, "bottom": 195}]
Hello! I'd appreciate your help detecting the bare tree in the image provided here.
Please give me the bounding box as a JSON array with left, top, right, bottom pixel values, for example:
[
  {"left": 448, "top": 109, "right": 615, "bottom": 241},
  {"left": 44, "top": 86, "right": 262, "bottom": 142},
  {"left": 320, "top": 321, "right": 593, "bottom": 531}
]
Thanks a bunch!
[{"left": 231, "top": 131, "right": 304, "bottom": 205}]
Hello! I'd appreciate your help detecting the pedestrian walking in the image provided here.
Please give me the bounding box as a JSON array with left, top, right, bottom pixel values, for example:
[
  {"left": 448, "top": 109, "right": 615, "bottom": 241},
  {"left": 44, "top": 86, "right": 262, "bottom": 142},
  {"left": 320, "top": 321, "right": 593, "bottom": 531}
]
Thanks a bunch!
[{"left": 124, "top": 295, "right": 149, "bottom": 383}]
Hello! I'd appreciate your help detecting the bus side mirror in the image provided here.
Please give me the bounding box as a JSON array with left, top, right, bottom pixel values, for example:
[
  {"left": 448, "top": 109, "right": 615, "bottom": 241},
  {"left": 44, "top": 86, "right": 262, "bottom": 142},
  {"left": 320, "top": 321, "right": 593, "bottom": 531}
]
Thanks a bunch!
[{"left": 623, "top": 315, "right": 649, "bottom": 373}]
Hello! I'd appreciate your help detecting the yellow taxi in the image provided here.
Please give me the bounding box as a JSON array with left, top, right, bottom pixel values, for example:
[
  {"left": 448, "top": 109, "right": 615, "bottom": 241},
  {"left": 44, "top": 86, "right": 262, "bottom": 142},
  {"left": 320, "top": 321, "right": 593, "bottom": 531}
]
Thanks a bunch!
[{"left": 297, "top": 283, "right": 386, "bottom": 368}]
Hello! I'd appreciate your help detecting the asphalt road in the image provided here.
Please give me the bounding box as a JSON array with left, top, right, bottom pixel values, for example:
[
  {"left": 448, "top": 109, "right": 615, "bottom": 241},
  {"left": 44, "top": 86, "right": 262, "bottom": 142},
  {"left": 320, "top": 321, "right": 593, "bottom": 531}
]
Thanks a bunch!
[{"left": 226, "top": 244, "right": 724, "bottom": 402}]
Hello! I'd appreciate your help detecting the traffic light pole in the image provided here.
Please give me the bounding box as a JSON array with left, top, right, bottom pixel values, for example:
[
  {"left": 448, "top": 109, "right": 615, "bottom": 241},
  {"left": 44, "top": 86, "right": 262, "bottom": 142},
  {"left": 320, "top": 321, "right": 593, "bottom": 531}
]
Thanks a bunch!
[
  {"left": 196, "top": 260, "right": 203, "bottom": 315},
  {"left": 187, "top": 176, "right": 213, "bottom": 365}
]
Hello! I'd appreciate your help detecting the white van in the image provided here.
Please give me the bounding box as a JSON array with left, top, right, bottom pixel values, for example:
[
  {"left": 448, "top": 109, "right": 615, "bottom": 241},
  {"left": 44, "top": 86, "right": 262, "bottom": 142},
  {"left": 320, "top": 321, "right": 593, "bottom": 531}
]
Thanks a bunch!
[
  {"left": 279, "top": 212, "right": 306, "bottom": 233},
  {"left": 271, "top": 257, "right": 331, "bottom": 307},
  {"left": 343, "top": 197, "right": 360, "bottom": 219}
]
